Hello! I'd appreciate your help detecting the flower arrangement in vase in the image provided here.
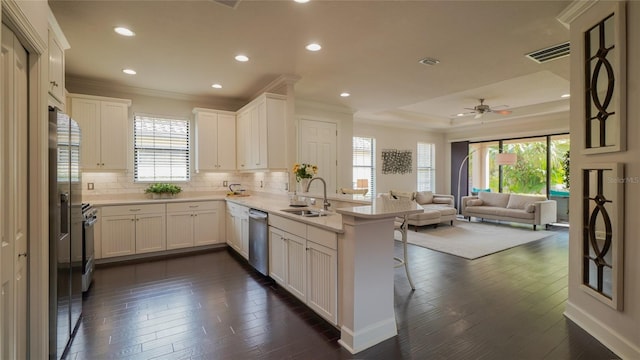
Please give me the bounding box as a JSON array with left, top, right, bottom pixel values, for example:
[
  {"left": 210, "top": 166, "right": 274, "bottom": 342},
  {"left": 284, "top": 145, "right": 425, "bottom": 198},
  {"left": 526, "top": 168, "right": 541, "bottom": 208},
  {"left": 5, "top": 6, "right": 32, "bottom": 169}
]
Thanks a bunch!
[{"left": 292, "top": 163, "right": 317, "bottom": 192}]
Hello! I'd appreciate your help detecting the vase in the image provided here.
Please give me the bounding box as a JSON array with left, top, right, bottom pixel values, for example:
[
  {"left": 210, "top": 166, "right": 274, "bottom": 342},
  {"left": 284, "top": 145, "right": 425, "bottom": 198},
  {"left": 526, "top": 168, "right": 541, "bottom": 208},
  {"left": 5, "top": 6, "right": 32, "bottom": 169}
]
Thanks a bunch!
[{"left": 299, "top": 178, "right": 310, "bottom": 193}]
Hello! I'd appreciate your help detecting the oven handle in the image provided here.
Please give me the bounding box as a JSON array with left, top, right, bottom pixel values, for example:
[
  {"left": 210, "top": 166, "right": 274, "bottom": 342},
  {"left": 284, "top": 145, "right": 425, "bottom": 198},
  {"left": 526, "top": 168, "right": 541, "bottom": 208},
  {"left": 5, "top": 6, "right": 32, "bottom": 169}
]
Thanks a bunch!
[{"left": 84, "top": 217, "right": 98, "bottom": 228}]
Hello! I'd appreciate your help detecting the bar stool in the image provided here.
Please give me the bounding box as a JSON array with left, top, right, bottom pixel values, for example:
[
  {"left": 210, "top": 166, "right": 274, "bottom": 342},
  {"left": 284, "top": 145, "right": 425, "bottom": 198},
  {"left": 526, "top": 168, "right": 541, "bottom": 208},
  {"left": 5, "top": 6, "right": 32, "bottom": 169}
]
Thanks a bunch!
[{"left": 394, "top": 215, "right": 415, "bottom": 290}]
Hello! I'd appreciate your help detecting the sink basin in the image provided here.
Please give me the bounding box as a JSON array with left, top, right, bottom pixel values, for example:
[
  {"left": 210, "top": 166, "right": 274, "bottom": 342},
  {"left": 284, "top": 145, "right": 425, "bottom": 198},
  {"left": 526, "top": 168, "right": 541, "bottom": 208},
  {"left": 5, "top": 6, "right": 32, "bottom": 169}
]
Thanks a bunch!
[{"left": 280, "top": 208, "right": 332, "bottom": 217}]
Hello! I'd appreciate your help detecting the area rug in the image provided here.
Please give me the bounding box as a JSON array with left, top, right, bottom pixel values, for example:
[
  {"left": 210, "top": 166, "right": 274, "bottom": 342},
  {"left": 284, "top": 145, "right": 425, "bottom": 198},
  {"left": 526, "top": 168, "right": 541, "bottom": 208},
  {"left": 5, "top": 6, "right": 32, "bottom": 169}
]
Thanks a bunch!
[{"left": 394, "top": 220, "right": 552, "bottom": 260}]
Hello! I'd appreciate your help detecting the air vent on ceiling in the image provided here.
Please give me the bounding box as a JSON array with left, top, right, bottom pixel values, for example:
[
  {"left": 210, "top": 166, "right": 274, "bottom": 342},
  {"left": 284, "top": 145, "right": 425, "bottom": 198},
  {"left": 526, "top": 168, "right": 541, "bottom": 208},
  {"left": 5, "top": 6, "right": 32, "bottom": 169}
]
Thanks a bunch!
[
  {"left": 525, "top": 41, "right": 570, "bottom": 63},
  {"left": 213, "top": 0, "right": 241, "bottom": 9}
]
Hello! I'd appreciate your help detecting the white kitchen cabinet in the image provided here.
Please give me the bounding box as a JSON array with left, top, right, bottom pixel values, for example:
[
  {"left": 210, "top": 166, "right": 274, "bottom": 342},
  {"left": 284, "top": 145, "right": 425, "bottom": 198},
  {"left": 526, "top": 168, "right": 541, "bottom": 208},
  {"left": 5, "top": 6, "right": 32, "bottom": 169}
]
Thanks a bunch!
[
  {"left": 236, "top": 93, "right": 286, "bottom": 170},
  {"left": 167, "top": 201, "right": 223, "bottom": 249},
  {"left": 226, "top": 202, "right": 249, "bottom": 259},
  {"left": 268, "top": 214, "right": 338, "bottom": 324},
  {"left": 194, "top": 108, "right": 236, "bottom": 171},
  {"left": 306, "top": 226, "right": 338, "bottom": 324},
  {"left": 48, "top": 29, "right": 65, "bottom": 104},
  {"left": 101, "top": 204, "right": 166, "bottom": 258},
  {"left": 68, "top": 94, "right": 131, "bottom": 171}
]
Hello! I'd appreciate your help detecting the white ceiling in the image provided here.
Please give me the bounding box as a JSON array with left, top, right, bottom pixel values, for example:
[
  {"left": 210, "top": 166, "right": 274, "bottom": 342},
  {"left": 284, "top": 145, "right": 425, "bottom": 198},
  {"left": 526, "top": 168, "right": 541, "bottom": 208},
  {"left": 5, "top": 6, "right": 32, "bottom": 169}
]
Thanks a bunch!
[{"left": 49, "top": 0, "right": 572, "bottom": 130}]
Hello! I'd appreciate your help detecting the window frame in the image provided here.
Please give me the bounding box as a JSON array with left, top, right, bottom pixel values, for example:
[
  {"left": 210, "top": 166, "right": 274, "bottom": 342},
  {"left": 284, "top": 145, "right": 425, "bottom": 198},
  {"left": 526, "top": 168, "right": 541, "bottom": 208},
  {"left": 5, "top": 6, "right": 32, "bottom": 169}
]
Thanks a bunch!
[
  {"left": 416, "top": 142, "right": 435, "bottom": 192},
  {"left": 352, "top": 136, "right": 375, "bottom": 196}
]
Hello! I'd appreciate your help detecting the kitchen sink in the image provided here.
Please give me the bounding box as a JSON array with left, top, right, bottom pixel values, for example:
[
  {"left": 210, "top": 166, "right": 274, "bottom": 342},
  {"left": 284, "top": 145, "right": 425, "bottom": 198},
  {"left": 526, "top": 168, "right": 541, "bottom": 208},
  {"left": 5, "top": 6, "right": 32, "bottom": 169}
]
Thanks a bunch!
[{"left": 280, "top": 208, "right": 333, "bottom": 217}]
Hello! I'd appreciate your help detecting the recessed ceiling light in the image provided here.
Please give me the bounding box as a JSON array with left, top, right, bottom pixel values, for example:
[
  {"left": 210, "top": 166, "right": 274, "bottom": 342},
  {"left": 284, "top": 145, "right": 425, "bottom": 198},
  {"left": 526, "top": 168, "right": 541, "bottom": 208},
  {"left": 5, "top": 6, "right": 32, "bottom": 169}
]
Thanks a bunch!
[
  {"left": 294, "top": 0, "right": 310, "bottom": 3},
  {"left": 457, "top": 113, "right": 465, "bottom": 117},
  {"left": 114, "top": 27, "right": 135, "bottom": 37},
  {"left": 306, "top": 43, "right": 322, "bottom": 52},
  {"left": 212, "top": 83, "right": 222, "bottom": 89},
  {"left": 340, "top": 92, "right": 350, "bottom": 97},
  {"left": 122, "top": 68, "right": 136, "bottom": 75},
  {"left": 419, "top": 57, "right": 440, "bottom": 66},
  {"left": 235, "top": 55, "right": 249, "bottom": 62},
  {"left": 561, "top": 93, "right": 570, "bottom": 98}
]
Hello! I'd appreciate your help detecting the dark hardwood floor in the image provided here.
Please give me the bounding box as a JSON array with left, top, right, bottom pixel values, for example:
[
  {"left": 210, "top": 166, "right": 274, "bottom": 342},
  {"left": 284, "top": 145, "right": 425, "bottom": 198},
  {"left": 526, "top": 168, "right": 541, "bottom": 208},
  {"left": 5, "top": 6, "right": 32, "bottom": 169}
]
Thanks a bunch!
[{"left": 64, "top": 226, "right": 619, "bottom": 359}]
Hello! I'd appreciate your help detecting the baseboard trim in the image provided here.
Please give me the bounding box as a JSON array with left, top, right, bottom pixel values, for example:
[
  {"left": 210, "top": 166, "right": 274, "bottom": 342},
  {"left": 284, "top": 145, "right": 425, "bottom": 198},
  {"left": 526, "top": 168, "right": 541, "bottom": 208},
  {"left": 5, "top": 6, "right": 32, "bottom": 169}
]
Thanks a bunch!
[
  {"left": 339, "top": 317, "right": 397, "bottom": 354},
  {"left": 564, "top": 301, "right": 640, "bottom": 359}
]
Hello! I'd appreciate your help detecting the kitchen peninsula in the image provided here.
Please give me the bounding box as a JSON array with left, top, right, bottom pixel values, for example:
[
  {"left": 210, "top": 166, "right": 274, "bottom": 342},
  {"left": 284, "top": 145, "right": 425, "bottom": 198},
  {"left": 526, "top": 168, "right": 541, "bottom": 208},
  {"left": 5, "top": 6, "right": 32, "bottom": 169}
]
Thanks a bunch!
[{"left": 90, "top": 193, "right": 422, "bottom": 354}]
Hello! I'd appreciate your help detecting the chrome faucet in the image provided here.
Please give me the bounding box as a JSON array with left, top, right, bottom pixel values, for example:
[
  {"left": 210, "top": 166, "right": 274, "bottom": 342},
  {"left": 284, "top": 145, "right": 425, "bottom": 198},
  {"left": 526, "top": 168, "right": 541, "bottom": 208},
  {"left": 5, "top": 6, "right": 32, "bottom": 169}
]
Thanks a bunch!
[{"left": 305, "top": 177, "right": 331, "bottom": 211}]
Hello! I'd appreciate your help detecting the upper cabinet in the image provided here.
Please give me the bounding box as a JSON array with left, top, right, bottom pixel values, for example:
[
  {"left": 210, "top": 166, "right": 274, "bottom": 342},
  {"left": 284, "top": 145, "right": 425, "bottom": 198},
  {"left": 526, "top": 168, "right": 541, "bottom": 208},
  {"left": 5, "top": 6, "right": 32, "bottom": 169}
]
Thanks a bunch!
[
  {"left": 193, "top": 108, "right": 236, "bottom": 172},
  {"left": 236, "top": 93, "right": 287, "bottom": 171},
  {"left": 68, "top": 94, "right": 132, "bottom": 171},
  {"left": 48, "top": 10, "right": 70, "bottom": 108}
]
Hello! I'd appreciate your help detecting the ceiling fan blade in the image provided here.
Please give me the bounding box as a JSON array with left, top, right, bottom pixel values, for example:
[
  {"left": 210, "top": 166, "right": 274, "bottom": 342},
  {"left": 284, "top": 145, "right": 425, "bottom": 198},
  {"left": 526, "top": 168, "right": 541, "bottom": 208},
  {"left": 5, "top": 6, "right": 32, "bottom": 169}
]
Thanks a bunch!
[
  {"left": 474, "top": 113, "right": 483, "bottom": 119},
  {"left": 495, "top": 110, "right": 512, "bottom": 115}
]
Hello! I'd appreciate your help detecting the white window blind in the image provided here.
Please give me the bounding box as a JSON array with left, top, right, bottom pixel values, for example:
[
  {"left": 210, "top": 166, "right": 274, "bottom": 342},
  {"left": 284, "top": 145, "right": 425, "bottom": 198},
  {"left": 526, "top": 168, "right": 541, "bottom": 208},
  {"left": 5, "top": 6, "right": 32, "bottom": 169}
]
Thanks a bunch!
[
  {"left": 134, "top": 114, "right": 190, "bottom": 182},
  {"left": 352, "top": 137, "right": 375, "bottom": 196},
  {"left": 417, "top": 142, "right": 435, "bottom": 191}
]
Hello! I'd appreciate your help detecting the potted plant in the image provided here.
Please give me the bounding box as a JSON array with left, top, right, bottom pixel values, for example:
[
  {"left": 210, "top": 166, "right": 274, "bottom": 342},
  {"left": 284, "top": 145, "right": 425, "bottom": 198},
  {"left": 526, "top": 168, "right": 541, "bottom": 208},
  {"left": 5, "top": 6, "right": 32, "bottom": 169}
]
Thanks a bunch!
[{"left": 145, "top": 183, "right": 182, "bottom": 199}]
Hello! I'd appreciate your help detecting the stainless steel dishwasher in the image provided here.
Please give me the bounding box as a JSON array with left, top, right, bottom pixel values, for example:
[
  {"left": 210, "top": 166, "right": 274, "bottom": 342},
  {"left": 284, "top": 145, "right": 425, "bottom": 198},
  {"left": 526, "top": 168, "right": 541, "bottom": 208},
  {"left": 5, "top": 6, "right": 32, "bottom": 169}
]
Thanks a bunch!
[{"left": 248, "top": 209, "right": 269, "bottom": 275}]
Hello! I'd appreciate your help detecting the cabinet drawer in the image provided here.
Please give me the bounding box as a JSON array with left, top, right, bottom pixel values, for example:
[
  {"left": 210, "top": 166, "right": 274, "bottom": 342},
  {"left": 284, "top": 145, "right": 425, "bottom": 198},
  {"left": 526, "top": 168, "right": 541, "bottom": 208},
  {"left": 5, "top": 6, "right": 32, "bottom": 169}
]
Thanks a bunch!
[
  {"left": 307, "top": 226, "right": 337, "bottom": 250},
  {"left": 269, "top": 214, "right": 306, "bottom": 238},
  {"left": 102, "top": 203, "right": 165, "bottom": 216},
  {"left": 167, "top": 201, "right": 220, "bottom": 213}
]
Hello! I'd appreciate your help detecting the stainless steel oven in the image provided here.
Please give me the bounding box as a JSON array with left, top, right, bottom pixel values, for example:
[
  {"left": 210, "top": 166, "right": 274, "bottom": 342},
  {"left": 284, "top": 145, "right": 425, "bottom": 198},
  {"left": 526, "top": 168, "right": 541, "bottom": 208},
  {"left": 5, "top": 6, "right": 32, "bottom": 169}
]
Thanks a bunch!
[{"left": 81, "top": 203, "right": 97, "bottom": 292}]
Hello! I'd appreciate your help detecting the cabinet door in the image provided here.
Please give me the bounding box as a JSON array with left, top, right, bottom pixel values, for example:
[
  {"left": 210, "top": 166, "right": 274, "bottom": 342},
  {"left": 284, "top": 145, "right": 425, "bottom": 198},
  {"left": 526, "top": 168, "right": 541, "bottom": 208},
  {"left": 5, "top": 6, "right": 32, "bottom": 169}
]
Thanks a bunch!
[
  {"left": 166, "top": 212, "right": 194, "bottom": 249},
  {"left": 48, "top": 30, "right": 64, "bottom": 102},
  {"left": 268, "top": 227, "right": 286, "bottom": 286},
  {"left": 254, "top": 99, "right": 268, "bottom": 168},
  {"left": 193, "top": 209, "right": 221, "bottom": 246},
  {"left": 239, "top": 213, "right": 249, "bottom": 259},
  {"left": 195, "top": 111, "right": 218, "bottom": 171},
  {"left": 306, "top": 241, "right": 337, "bottom": 325},
  {"left": 101, "top": 215, "right": 135, "bottom": 258},
  {"left": 70, "top": 98, "right": 101, "bottom": 170},
  {"left": 285, "top": 233, "right": 306, "bottom": 302},
  {"left": 216, "top": 113, "right": 236, "bottom": 170},
  {"left": 135, "top": 213, "right": 166, "bottom": 253},
  {"left": 225, "top": 209, "right": 236, "bottom": 248},
  {"left": 236, "top": 110, "right": 251, "bottom": 170},
  {"left": 99, "top": 101, "right": 128, "bottom": 170}
]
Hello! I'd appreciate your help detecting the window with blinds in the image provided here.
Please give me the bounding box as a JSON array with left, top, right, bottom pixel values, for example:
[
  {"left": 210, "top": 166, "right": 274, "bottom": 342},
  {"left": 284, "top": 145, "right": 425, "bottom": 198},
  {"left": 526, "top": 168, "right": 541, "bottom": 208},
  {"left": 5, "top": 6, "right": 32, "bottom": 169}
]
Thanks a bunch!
[
  {"left": 417, "top": 142, "right": 435, "bottom": 191},
  {"left": 352, "top": 137, "right": 375, "bottom": 196},
  {"left": 134, "top": 114, "right": 190, "bottom": 182}
]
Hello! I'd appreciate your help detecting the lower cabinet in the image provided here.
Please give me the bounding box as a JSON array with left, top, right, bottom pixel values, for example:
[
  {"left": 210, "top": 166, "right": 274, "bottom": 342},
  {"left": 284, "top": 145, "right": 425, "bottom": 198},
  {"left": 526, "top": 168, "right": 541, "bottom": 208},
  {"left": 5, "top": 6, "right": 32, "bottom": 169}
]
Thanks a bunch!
[
  {"left": 226, "top": 202, "right": 249, "bottom": 259},
  {"left": 268, "top": 215, "right": 338, "bottom": 325},
  {"left": 101, "top": 204, "right": 166, "bottom": 258},
  {"left": 166, "top": 201, "right": 224, "bottom": 249}
]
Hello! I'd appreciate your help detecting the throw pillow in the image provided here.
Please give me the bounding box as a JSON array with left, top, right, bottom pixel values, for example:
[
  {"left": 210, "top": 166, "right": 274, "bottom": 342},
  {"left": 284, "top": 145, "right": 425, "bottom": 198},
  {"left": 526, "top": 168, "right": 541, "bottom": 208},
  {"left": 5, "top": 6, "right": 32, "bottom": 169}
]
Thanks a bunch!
[
  {"left": 390, "top": 190, "right": 415, "bottom": 200},
  {"left": 433, "top": 197, "right": 451, "bottom": 204},
  {"left": 478, "top": 191, "right": 511, "bottom": 208},
  {"left": 467, "top": 199, "right": 483, "bottom": 206},
  {"left": 525, "top": 203, "right": 536, "bottom": 213},
  {"left": 415, "top": 191, "right": 434, "bottom": 204}
]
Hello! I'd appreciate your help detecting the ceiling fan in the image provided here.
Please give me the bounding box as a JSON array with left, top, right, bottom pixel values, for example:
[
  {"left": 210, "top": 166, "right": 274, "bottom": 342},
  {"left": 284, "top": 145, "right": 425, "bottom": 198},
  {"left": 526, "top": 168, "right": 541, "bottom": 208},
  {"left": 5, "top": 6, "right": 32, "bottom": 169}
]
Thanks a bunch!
[{"left": 459, "top": 98, "right": 512, "bottom": 119}]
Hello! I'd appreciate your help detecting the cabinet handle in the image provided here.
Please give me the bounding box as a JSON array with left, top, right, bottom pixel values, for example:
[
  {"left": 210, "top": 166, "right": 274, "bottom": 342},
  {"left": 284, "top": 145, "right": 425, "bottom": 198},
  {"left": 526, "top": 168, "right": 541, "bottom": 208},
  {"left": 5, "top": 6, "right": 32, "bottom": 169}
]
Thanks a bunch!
[
  {"left": 189, "top": 205, "right": 199, "bottom": 208},
  {"left": 129, "top": 208, "right": 141, "bottom": 212},
  {"left": 101, "top": 163, "right": 105, "bottom": 166},
  {"left": 50, "top": 81, "right": 58, "bottom": 87},
  {"left": 96, "top": 162, "right": 100, "bottom": 166},
  {"left": 136, "top": 218, "right": 140, "bottom": 221},
  {"left": 131, "top": 219, "right": 135, "bottom": 222},
  {"left": 18, "top": 252, "right": 27, "bottom": 258}
]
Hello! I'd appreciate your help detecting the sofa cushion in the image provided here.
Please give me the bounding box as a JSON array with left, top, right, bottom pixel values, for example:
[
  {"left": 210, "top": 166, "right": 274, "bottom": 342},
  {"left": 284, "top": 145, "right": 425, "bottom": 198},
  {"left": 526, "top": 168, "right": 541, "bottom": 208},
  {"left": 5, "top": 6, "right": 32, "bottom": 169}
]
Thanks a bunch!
[
  {"left": 465, "top": 206, "right": 502, "bottom": 216},
  {"left": 495, "top": 208, "right": 535, "bottom": 220},
  {"left": 506, "top": 194, "right": 547, "bottom": 210},
  {"left": 467, "top": 199, "right": 483, "bottom": 206},
  {"left": 525, "top": 203, "right": 535, "bottom": 213},
  {"left": 478, "top": 191, "right": 511, "bottom": 208},
  {"left": 390, "top": 190, "right": 415, "bottom": 200},
  {"left": 432, "top": 197, "right": 450, "bottom": 205},
  {"left": 415, "top": 191, "right": 433, "bottom": 204}
]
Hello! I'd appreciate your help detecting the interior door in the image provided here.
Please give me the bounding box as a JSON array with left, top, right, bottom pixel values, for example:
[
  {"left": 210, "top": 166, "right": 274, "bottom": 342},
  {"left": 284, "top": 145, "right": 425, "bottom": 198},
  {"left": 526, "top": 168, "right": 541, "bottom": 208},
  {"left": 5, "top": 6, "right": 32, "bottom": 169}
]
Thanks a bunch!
[
  {"left": 1, "top": 23, "right": 29, "bottom": 359},
  {"left": 299, "top": 119, "right": 337, "bottom": 194}
]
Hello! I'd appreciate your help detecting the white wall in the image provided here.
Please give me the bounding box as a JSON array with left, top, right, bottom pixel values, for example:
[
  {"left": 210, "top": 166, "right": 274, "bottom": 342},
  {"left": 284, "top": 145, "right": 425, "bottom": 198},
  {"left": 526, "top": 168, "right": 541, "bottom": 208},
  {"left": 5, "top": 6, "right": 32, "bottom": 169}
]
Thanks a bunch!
[
  {"left": 564, "top": 2, "right": 640, "bottom": 359},
  {"left": 354, "top": 121, "right": 446, "bottom": 195}
]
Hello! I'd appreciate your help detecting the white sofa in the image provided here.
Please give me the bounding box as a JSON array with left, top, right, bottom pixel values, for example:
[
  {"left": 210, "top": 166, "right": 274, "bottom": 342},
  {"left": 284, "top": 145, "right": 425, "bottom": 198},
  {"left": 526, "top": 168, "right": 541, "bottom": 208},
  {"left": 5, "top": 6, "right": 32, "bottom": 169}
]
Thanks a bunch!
[
  {"left": 383, "top": 190, "right": 457, "bottom": 230},
  {"left": 461, "top": 191, "right": 557, "bottom": 230}
]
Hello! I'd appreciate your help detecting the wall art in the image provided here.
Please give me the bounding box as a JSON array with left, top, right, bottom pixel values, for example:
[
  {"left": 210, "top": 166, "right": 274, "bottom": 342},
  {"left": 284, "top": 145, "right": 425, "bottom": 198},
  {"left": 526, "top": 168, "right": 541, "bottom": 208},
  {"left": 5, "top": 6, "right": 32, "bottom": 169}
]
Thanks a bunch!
[
  {"left": 381, "top": 149, "right": 412, "bottom": 175},
  {"left": 582, "top": 3, "right": 626, "bottom": 154},
  {"left": 581, "top": 162, "right": 624, "bottom": 310}
]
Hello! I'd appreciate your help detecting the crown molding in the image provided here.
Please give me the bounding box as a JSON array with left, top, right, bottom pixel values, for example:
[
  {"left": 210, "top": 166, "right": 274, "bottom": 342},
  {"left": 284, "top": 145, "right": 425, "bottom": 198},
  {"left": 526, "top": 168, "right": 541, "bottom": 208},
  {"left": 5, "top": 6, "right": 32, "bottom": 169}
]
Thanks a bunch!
[
  {"left": 251, "top": 74, "right": 301, "bottom": 99},
  {"left": 2, "top": 0, "right": 47, "bottom": 54},
  {"left": 557, "top": 0, "right": 599, "bottom": 28},
  {"left": 48, "top": 7, "right": 70, "bottom": 49},
  {"left": 66, "top": 76, "right": 246, "bottom": 110}
]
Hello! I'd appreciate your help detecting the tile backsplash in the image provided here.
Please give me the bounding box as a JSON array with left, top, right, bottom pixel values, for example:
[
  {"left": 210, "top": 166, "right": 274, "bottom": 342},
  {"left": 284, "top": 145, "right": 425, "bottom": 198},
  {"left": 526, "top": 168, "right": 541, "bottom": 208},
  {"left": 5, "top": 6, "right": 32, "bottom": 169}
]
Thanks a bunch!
[{"left": 82, "top": 171, "right": 290, "bottom": 200}]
